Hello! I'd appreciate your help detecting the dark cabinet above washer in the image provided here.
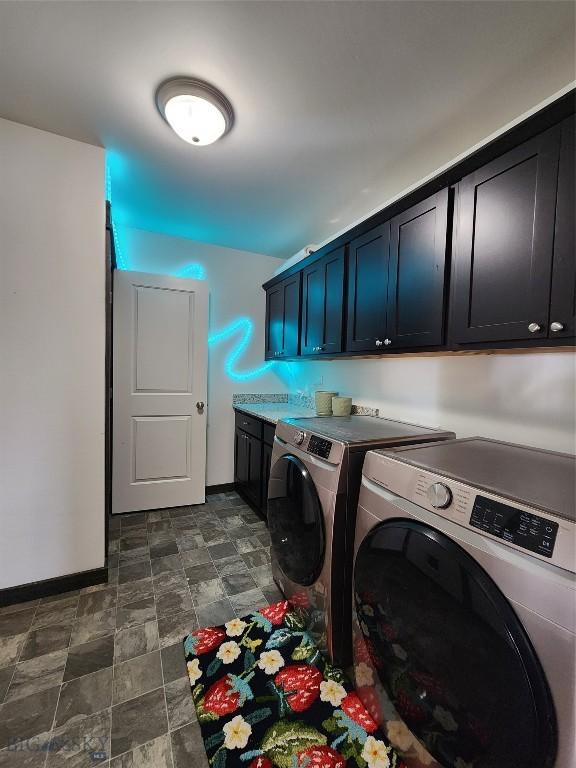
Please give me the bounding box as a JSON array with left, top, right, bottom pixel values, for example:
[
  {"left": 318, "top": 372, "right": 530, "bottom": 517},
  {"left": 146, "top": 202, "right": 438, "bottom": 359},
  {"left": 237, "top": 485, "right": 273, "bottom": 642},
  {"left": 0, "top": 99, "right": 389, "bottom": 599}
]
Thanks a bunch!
[
  {"left": 450, "top": 126, "right": 561, "bottom": 345},
  {"left": 265, "top": 272, "right": 301, "bottom": 360},
  {"left": 262, "top": 92, "right": 575, "bottom": 359},
  {"left": 300, "top": 246, "right": 345, "bottom": 356}
]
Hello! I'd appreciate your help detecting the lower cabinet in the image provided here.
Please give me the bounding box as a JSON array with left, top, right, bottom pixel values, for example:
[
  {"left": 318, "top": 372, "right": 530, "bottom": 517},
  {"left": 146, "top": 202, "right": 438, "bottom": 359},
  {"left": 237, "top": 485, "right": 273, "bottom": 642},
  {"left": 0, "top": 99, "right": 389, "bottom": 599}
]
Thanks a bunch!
[{"left": 234, "top": 411, "right": 275, "bottom": 519}]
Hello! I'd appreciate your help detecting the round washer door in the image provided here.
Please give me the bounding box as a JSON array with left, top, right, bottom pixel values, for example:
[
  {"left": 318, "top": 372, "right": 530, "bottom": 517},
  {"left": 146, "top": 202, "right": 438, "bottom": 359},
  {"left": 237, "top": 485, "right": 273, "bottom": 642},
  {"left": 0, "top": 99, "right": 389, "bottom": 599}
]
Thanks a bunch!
[
  {"left": 354, "top": 519, "right": 557, "bottom": 768},
  {"left": 268, "top": 454, "right": 325, "bottom": 586}
]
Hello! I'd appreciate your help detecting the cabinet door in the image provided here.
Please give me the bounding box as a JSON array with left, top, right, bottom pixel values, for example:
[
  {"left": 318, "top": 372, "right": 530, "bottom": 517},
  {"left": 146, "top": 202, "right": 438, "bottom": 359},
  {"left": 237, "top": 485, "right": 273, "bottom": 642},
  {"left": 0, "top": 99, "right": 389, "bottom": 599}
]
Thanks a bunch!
[
  {"left": 234, "top": 427, "right": 248, "bottom": 487},
  {"left": 261, "top": 441, "right": 273, "bottom": 518},
  {"left": 451, "top": 126, "right": 561, "bottom": 343},
  {"left": 282, "top": 273, "right": 301, "bottom": 357},
  {"left": 246, "top": 434, "right": 262, "bottom": 508},
  {"left": 346, "top": 224, "right": 390, "bottom": 352},
  {"left": 265, "top": 274, "right": 301, "bottom": 360},
  {"left": 549, "top": 117, "right": 575, "bottom": 339},
  {"left": 301, "top": 247, "right": 345, "bottom": 355},
  {"left": 265, "top": 284, "right": 284, "bottom": 358},
  {"left": 387, "top": 189, "right": 449, "bottom": 348}
]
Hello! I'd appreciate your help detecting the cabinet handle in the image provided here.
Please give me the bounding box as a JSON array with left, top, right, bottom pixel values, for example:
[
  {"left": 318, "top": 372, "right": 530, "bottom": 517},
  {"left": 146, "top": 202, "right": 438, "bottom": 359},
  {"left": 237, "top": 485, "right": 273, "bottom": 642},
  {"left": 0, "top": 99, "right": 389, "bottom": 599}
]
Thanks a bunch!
[
  {"left": 550, "top": 321, "right": 564, "bottom": 333},
  {"left": 384, "top": 339, "right": 392, "bottom": 346},
  {"left": 528, "top": 323, "right": 542, "bottom": 333},
  {"left": 375, "top": 339, "right": 383, "bottom": 347}
]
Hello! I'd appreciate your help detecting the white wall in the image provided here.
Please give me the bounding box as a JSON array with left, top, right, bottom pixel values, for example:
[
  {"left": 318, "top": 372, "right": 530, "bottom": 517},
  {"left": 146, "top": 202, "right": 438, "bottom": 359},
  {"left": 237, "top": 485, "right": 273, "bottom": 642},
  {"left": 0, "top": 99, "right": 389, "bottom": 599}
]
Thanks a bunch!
[
  {"left": 120, "top": 227, "right": 289, "bottom": 485},
  {"left": 0, "top": 118, "right": 106, "bottom": 589},
  {"left": 284, "top": 353, "right": 576, "bottom": 455}
]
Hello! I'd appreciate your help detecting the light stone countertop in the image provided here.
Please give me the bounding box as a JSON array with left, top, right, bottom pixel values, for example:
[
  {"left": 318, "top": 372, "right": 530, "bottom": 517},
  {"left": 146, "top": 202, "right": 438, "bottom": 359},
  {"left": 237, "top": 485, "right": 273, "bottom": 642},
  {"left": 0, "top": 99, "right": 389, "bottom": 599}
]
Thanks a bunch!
[{"left": 233, "top": 402, "right": 315, "bottom": 425}]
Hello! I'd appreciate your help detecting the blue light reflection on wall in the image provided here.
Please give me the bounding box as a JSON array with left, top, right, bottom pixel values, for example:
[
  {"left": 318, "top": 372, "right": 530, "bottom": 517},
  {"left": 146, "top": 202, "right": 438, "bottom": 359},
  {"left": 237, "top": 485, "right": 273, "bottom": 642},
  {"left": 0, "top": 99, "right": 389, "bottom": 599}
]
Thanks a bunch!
[
  {"left": 174, "top": 263, "right": 207, "bottom": 280},
  {"left": 209, "top": 318, "right": 274, "bottom": 381}
]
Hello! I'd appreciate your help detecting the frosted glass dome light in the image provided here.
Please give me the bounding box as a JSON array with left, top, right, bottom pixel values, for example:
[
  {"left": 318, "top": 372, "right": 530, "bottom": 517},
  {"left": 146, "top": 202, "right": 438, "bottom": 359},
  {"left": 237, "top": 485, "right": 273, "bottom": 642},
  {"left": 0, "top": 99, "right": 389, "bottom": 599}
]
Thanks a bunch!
[{"left": 156, "top": 78, "right": 234, "bottom": 146}]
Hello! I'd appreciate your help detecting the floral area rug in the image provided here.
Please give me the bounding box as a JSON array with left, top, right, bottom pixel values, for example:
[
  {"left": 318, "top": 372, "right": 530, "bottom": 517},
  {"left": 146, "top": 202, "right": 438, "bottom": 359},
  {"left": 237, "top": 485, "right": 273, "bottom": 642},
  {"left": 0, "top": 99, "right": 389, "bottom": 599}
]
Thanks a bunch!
[{"left": 183, "top": 600, "right": 405, "bottom": 768}]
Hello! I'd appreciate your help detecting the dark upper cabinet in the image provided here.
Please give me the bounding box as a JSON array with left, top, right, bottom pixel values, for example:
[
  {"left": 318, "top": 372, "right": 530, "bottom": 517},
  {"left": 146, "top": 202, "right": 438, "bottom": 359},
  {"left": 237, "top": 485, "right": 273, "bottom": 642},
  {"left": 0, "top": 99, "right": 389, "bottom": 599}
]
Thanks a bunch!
[
  {"left": 300, "top": 247, "right": 345, "bottom": 356},
  {"left": 450, "top": 126, "right": 561, "bottom": 344},
  {"left": 387, "top": 189, "right": 449, "bottom": 349},
  {"left": 265, "top": 273, "right": 301, "bottom": 359},
  {"left": 346, "top": 224, "right": 390, "bottom": 352},
  {"left": 549, "top": 116, "right": 575, "bottom": 340}
]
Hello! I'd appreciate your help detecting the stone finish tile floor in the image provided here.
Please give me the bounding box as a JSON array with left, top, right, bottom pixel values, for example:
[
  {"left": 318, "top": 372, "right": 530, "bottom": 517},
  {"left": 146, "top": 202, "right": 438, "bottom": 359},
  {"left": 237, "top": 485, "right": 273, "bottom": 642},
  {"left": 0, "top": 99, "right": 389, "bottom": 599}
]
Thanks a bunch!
[{"left": 0, "top": 492, "right": 282, "bottom": 767}]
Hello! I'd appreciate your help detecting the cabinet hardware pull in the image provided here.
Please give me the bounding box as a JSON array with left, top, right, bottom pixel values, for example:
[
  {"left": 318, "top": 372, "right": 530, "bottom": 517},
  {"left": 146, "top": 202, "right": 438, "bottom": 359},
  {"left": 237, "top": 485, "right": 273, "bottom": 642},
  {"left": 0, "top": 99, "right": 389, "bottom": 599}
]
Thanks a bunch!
[
  {"left": 550, "top": 321, "right": 564, "bottom": 332},
  {"left": 375, "top": 339, "right": 383, "bottom": 347},
  {"left": 528, "top": 323, "right": 542, "bottom": 333},
  {"left": 384, "top": 338, "right": 392, "bottom": 346}
]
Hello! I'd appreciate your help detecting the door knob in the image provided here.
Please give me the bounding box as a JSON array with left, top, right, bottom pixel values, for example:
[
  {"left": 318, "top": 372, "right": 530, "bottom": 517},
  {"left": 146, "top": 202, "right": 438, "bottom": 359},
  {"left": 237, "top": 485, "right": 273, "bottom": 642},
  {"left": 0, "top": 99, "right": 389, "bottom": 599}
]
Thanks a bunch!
[
  {"left": 196, "top": 401, "right": 205, "bottom": 413},
  {"left": 550, "top": 321, "right": 564, "bottom": 333},
  {"left": 528, "top": 323, "right": 542, "bottom": 333}
]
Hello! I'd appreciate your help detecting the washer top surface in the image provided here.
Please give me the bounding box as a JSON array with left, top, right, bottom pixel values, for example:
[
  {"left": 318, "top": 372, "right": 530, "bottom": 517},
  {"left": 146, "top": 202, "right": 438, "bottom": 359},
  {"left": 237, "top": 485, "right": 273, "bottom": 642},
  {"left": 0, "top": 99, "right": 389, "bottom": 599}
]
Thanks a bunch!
[
  {"left": 284, "top": 415, "right": 453, "bottom": 446},
  {"left": 380, "top": 437, "right": 576, "bottom": 522}
]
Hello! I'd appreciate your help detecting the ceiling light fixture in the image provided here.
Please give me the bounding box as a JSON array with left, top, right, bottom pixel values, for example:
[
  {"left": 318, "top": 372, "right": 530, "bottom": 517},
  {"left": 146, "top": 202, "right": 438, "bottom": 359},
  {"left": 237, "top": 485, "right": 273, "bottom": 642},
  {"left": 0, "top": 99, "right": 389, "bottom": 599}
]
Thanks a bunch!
[{"left": 155, "top": 77, "right": 234, "bottom": 146}]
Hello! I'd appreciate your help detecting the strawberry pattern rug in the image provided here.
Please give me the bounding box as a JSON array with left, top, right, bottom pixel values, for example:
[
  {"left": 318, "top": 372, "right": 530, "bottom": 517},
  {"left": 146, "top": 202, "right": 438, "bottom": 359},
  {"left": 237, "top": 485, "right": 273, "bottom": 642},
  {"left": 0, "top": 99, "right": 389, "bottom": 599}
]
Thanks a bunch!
[{"left": 183, "top": 600, "right": 405, "bottom": 768}]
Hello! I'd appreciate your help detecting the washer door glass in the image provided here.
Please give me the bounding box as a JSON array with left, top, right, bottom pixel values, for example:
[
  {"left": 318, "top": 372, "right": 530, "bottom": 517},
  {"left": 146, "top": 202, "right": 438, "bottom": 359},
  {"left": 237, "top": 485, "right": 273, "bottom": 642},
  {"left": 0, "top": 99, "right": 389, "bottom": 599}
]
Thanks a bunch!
[
  {"left": 354, "top": 520, "right": 557, "bottom": 768},
  {"left": 268, "top": 454, "right": 325, "bottom": 586}
]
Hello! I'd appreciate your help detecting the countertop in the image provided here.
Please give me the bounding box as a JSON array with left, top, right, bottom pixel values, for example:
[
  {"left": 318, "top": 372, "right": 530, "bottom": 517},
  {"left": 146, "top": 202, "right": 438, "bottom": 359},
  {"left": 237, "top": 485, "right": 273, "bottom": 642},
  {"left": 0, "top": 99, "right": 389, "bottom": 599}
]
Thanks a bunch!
[{"left": 234, "top": 402, "right": 315, "bottom": 425}]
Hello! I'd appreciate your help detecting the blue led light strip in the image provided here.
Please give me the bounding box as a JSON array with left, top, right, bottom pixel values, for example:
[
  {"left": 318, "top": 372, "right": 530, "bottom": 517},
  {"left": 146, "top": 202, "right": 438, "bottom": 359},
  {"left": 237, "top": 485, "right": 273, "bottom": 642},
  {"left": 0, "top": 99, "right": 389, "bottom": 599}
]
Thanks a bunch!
[
  {"left": 208, "top": 317, "right": 274, "bottom": 381},
  {"left": 105, "top": 156, "right": 129, "bottom": 270}
]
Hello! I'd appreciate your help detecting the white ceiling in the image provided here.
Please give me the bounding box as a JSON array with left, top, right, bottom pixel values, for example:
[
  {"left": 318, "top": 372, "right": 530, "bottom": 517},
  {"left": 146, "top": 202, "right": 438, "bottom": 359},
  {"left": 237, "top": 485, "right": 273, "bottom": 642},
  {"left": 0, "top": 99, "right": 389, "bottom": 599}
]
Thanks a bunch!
[{"left": 0, "top": 1, "right": 574, "bottom": 258}]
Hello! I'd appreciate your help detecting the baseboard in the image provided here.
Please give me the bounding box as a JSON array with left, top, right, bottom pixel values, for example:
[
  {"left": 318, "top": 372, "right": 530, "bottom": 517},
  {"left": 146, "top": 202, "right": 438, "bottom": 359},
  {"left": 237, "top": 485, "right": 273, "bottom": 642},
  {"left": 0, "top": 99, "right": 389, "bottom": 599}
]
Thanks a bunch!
[
  {"left": 0, "top": 567, "right": 108, "bottom": 608},
  {"left": 205, "top": 482, "right": 236, "bottom": 495}
]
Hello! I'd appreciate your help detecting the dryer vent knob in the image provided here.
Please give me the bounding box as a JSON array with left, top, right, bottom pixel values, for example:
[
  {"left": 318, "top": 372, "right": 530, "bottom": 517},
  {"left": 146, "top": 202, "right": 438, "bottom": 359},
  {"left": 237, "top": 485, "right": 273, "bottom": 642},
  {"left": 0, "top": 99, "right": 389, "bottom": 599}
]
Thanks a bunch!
[{"left": 427, "top": 482, "right": 452, "bottom": 509}]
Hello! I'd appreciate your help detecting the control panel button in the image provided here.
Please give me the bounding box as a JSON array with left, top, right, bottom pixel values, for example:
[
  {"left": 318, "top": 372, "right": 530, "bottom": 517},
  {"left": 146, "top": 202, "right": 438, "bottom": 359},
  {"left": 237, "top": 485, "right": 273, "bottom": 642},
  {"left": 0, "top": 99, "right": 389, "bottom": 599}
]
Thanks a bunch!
[
  {"left": 426, "top": 482, "right": 453, "bottom": 509},
  {"left": 307, "top": 435, "right": 333, "bottom": 459},
  {"left": 294, "top": 431, "right": 306, "bottom": 446},
  {"left": 470, "top": 495, "right": 559, "bottom": 558}
]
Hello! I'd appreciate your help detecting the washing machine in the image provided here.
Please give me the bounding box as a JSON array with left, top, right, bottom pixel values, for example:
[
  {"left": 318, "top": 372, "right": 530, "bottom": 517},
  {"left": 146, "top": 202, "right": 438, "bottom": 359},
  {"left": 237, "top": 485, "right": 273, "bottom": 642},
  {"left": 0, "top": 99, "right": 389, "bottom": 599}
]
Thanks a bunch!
[
  {"left": 267, "top": 415, "right": 455, "bottom": 667},
  {"left": 352, "top": 437, "right": 575, "bottom": 768}
]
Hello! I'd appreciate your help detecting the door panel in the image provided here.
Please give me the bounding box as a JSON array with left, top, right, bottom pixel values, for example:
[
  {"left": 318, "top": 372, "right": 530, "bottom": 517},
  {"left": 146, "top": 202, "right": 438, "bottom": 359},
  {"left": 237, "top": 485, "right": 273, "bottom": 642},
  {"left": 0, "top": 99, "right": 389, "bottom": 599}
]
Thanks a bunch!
[
  {"left": 346, "top": 224, "right": 390, "bottom": 352},
  {"left": 113, "top": 271, "right": 208, "bottom": 513},
  {"left": 301, "top": 247, "right": 345, "bottom": 355},
  {"left": 134, "top": 286, "right": 192, "bottom": 392},
  {"left": 133, "top": 416, "right": 190, "bottom": 481},
  {"left": 549, "top": 116, "right": 575, "bottom": 339},
  {"left": 387, "top": 189, "right": 449, "bottom": 348},
  {"left": 451, "top": 127, "right": 561, "bottom": 343}
]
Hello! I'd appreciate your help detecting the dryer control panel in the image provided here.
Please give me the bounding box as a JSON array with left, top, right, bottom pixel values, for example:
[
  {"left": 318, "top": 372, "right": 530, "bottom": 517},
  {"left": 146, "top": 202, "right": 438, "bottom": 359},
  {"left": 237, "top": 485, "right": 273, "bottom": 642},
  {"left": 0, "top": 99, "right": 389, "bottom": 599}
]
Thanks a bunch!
[
  {"left": 470, "top": 495, "right": 559, "bottom": 558},
  {"left": 308, "top": 435, "right": 333, "bottom": 459},
  {"left": 362, "top": 450, "right": 574, "bottom": 573}
]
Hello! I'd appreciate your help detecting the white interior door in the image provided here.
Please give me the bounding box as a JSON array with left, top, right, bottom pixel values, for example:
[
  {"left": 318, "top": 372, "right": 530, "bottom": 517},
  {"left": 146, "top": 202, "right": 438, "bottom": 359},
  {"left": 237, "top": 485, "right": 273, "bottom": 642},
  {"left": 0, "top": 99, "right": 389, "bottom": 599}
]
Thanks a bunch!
[{"left": 112, "top": 271, "right": 208, "bottom": 514}]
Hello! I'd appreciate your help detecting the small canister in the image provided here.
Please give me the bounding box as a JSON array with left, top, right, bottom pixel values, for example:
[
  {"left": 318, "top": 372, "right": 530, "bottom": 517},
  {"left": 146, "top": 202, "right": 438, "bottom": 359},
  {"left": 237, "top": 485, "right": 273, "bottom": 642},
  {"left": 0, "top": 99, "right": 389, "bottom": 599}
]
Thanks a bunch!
[
  {"left": 315, "top": 390, "right": 338, "bottom": 416},
  {"left": 332, "top": 396, "right": 352, "bottom": 417}
]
